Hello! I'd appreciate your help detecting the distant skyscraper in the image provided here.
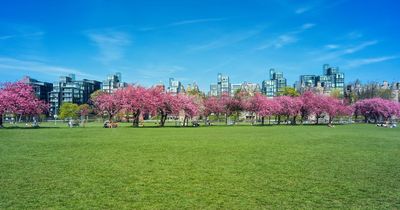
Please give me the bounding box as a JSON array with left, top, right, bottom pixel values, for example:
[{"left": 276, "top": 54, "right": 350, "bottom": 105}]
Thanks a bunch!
[
  {"left": 209, "top": 84, "right": 218, "bottom": 97},
  {"left": 168, "top": 78, "right": 184, "bottom": 94},
  {"left": 22, "top": 76, "right": 53, "bottom": 103},
  {"left": 296, "top": 64, "right": 345, "bottom": 95},
  {"left": 230, "top": 83, "right": 242, "bottom": 96},
  {"left": 262, "top": 68, "right": 287, "bottom": 97},
  {"left": 217, "top": 73, "right": 230, "bottom": 96},
  {"left": 49, "top": 74, "right": 101, "bottom": 115},
  {"left": 102, "top": 72, "right": 127, "bottom": 93}
]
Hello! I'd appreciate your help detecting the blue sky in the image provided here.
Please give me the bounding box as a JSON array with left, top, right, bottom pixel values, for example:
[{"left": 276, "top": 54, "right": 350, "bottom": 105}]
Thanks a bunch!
[{"left": 0, "top": 0, "right": 399, "bottom": 91}]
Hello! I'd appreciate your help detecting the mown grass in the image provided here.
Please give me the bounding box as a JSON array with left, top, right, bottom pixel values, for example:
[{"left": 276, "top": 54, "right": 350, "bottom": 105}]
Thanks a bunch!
[{"left": 0, "top": 124, "right": 399, "bottom": 209}]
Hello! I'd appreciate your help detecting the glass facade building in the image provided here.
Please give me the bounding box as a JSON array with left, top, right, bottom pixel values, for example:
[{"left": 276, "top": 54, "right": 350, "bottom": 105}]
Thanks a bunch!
[
  {"left": 261, "top": 68, "right": 287, "bottom": 97},
  {"left": 49, "top": 74, "right": 101, "bottom": 115}
]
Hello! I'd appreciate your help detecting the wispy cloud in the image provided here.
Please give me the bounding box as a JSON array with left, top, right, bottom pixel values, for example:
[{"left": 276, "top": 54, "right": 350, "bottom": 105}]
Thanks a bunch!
[
  {"left": 315, "top": 40, "right": 378, "bottom": 61},
  {"left": 136, "top": 65, "right": 186, "bottom": 79},
  {"left": 190, "top": 29, "right": 261, "bottom": 51},
  {"left": 139, "top": 17, "right": 228, "bottom": 32},
  {"left": 295, "top": 7, "right": 311, "bottom": 14},
  {"left": 325, "top": 44, "right": 340, "bottom": 49},
  {"left": 257, "top": 23, "right": 315, "bottom": 50},
  {"left": 169, "top": 17, "right": 228, "bottom": 26},
  {"left": 301, "top": 23, "right": 315, "bottom": 30},
  {"left": 86, "top": 30, "right": 131, "bottom": 64},
  {"left": 0, "top": 31, "right": 44, "bottom": 40},
  {"left": 343, "top": 40, "right": 377, "bottom": 54},
  {"left": 345, "top": 56, "right": 399, "bottom": 68},
  {"left": 0, "top": 57, "right": 98, "bottom": 79}
]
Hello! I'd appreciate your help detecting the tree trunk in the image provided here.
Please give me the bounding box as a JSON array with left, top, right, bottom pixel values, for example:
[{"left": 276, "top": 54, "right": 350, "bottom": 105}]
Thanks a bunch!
[
  {"left": 315, "top": 115, "right": 319, "bottom": 125},
  {"left": 0, "top": 115, "right": 3, "bottom": 128},
  {"left": 160, "top": 114, "right": 167, "bottom": 127},
  {"left": 277, "top": 116, "right": 281, "bottom": 125},
  {"left": 292, "top": 116, "right": 297, "bottom": 125},
  {"left": 132, "top": 111, "right": 140, "bottom": 127},
  {"left": 261, "top": 116, "right": 265, "bottom": 125},
  {"left": 225, "top": 114, "right": 228, "bottom": 125}
]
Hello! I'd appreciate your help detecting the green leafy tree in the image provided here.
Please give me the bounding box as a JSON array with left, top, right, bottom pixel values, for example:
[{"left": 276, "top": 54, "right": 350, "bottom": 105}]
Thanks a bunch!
[
  {"left": 279, "top": 87, "right": 300, "bottom": 97},
  {"left": 59, "top": 103, "right": 79, "bottom": 120}
]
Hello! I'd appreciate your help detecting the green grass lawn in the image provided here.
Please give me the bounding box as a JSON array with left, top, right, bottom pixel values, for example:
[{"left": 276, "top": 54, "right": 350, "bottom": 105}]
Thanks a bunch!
[{"left": 0, "top": 124, "right": 399, "bottom": 209}]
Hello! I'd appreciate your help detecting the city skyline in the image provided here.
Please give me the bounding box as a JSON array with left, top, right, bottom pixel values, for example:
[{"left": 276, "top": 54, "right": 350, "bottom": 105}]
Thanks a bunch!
[{"left": 1, "top": 0, "right": 400, "bottom": 90}]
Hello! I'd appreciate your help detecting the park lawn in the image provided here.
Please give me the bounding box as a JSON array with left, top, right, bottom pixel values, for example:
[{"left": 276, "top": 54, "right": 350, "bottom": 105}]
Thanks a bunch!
[{"left": 0, "top": 124, "right": 399, "bottom": 209}]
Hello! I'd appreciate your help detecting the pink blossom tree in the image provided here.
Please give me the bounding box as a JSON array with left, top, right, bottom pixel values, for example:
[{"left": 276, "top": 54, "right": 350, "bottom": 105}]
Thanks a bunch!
[
  {"left": 92, "top": 91, "right": 123, "bottom": 122},
  {"left": 202, "top": 96, "right": 224, "bottom": 125},
  {"left": 179, "top": 94, "right": 199, "bottom": 126},
  {"left": 275, "top": 96, "right": 303, "bottom": 125},
  {"left": 156, "top": 92, "right": 181, "bottom": 127},
  {"left": 119, "top": 85, "right": 158, "bottom": 127},
  {"left": 248, "top": 93, "right": 279, "bottom": 125},
  {"left": 354, "top": 98, "right": 400, "bottom": 123},
  {"left": 324, "top": 97, "right": 353, "bottom": 125},
  {"left": 220, "top": 93, "right": 245, "bottom": 124},
  {"left": 0, "top": 82, "right": 49, "bottom": 127}
]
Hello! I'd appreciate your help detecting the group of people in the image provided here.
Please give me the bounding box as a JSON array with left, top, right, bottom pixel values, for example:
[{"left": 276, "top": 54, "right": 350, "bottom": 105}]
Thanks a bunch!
[
  {"left": 103, "top": 121, "right": 118, "bottom": 128},
  {"left": 376, "top": 122, "right": 397, "bottom": 128}
]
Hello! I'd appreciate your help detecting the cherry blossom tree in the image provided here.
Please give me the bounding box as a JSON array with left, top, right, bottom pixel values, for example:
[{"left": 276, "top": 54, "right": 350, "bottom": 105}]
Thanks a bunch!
[
  {"left": 324, "top": 97, "right": 353, "bottom": 125},
  {"left": 119, "top": 85, "right": 158, "bottom": 127},
  {"left": 202, "top": 96, "right": 224, "bottom": 125},
  {"left": 0, "top": 81, "right": 48, "bottom": 127},
  {"left": 179, "top": 94, "right": 199, "bottom": 126},
  {"left": 354, "top": 98, "right": 400, "bottom": 123},
  {"left": 156, "top": 92, "right": 181, "bottom": 127},
  {"left": 220, "top": 93, "right": 245, "bottom": 124},
  {"left": 248, "top": 93, "right": 279, "bottom": 125},
  {"left": 275, "top": 96, "right": 303, "bottom": 125},
  {"left": 91, "top": 91, "right": 123, "bottom": 122}
]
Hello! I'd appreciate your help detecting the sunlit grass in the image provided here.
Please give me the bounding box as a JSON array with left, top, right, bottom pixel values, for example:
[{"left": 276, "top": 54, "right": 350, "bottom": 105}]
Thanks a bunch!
[{"left": 0, "top": 124, "right": 399, "bottom": 209}]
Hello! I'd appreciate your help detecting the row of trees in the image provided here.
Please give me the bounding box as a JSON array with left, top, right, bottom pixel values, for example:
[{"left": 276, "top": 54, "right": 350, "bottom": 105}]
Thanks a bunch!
[
  {"left": 1, "top": 81, "right": 399, "bottom": 128},
  {"left": 91, "top": 85, "right": 400, "bottom": 127}
]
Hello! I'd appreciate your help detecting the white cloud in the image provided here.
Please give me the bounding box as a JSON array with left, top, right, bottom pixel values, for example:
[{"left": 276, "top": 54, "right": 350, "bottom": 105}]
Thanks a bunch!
[
  {"left": 316, "top": 40, "right": 378, "bottom": 61},
  {"left": 139, "top": 17, "right": 228, "bottom": 31},
  {"left": 0, "top": 31, "right": 44, "bottom": 40},
  {"left": 257, "top": 23, "right": 314, "bottom": 50},
  {"left": 301, "top": 23, "right": 315, "bottom": 30},
  {"left": 136, "top": 65, "right": 186, "bottom": 79},
  {"left": 169, "top": 18, "right": 228, "bottom": 26},
  {"left": 190, "top": 29, "right": 261, "bottom": 51},
  {"left": 325, "top": 44, "right": 340, "bottom": 49},
  {"left": 345, "top": 56, "right": 398, "bottom": 68},
  {"left": 343, "top": 40, "right": 377, "bottom": 54},
  {"left": 0, "top": 57, "right": 98, "bottom": 79},
  {"left": 86, "top": 30, "right": 131, "bottom": 64},
  {"left": 295, "top": 7, "right": 311, "bottom": 14}
]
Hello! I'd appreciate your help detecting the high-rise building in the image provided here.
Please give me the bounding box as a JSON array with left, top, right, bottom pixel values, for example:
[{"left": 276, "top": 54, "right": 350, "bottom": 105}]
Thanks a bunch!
[
  {"left": 168, "top": 78, "right": 184, "bottom": 94},
  {"left": 262, "top": 80, "right": 276, "bottom": 98},
  {"left": 217, "top": 73, "right": 230, "bottom": 96},
  {"left": 102, "top": 72, "right": 127, "bottom": 93},
  {"left": 49, "top": 74, "right": 101, "bottom": 116},
  {"left": 209, "top": 84, "right": 218, "bottom": 97},
  {"left": 22, "top": 76, "right": 53, "bottom": 103},
  {"left": 261, "top": 68, "right": 287, "bottom": 97},
  {"left": 296, "top": 64, "right": 345, "bottom": 95},
  {"left": 230, "top": 83, "right": 242, "bottom": 96}
]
